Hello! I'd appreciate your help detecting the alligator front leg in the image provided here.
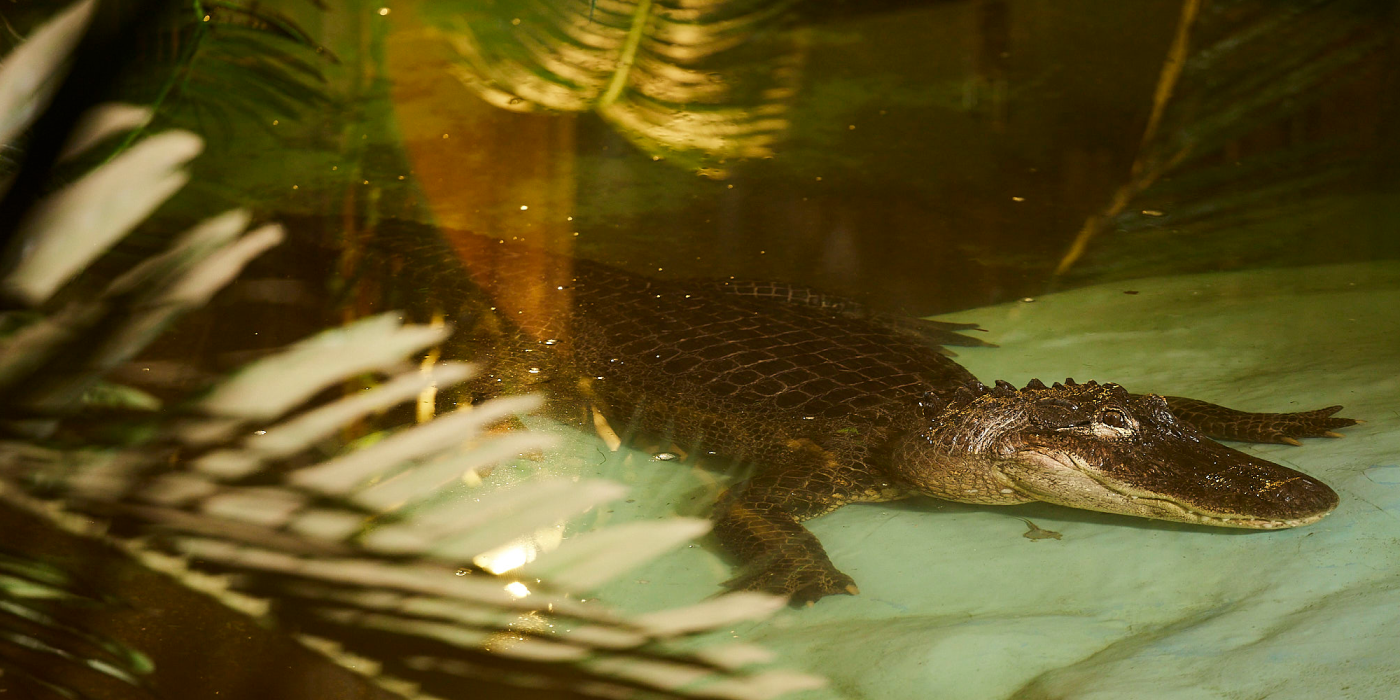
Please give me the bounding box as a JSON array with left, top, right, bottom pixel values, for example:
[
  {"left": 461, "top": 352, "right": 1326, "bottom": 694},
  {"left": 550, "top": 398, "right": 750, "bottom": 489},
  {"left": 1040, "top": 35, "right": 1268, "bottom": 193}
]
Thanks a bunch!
[
  {"left": 714, "top": 448, "right": 907, "bottom": 604},
  {"left": 1162, "top": 396, "right": 1360, "bottom": 445}
]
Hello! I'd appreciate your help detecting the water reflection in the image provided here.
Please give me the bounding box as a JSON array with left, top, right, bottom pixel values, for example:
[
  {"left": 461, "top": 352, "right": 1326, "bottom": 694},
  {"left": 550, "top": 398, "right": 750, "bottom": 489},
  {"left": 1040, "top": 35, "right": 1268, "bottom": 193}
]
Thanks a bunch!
[
  {"left": 474, "top": 522, "right": 567, "bottom": 575},
  {"left": 382, "top": 0, "right": 1397, "bottom": 325},
  {"left": 441, "top": 0, "right": 804, "bottom": 173}
]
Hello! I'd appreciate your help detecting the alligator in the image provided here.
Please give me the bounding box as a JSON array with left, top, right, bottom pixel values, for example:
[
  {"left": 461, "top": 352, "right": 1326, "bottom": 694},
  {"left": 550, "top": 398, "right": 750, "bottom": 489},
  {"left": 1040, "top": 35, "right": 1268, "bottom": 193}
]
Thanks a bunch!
[{"left": 458, "top": 235, "right": 1358, "bottom": 604}]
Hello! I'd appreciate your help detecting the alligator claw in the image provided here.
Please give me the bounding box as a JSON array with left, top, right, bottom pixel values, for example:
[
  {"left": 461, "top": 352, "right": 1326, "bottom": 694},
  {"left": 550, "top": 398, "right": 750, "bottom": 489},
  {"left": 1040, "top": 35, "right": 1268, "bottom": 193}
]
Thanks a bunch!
[
  {"left": 893, "top": 317, "right": 997, "bottom": 348},
  {"left": 1264, "top": 405, "right": 1360, "bottom": 444},
  {"left": 724, "top": 558, "right": 860, "bottom": 605}
]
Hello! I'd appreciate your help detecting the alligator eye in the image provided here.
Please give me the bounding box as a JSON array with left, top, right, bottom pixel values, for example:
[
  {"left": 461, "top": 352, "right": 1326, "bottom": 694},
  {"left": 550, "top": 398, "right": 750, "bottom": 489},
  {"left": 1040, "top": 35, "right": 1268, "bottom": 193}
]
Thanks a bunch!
[{"left": 1099, "top": 409, "right": 1130, "bottom": 429}]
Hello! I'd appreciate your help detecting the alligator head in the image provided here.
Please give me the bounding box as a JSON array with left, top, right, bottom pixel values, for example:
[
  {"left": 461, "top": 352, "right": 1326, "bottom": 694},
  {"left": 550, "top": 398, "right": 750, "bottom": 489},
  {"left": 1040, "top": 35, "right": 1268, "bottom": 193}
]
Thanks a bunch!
[{"left": 892, "top": 379, "right": 1338, "bottom": 529}]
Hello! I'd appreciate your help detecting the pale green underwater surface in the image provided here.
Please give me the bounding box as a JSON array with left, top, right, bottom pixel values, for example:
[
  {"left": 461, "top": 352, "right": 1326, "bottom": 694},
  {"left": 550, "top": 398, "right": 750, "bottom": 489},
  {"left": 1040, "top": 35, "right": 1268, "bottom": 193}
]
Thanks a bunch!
[{"left": 502, "top": 259, "right": 1400, "bottom": 700}]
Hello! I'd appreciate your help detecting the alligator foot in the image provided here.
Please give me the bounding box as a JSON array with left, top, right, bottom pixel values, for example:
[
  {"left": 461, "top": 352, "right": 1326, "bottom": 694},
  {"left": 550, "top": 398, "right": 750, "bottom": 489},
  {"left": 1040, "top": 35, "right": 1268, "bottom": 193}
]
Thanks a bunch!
[
  {"left": 725, "top": 555, "right": 860, "bottom": 605},
  {"left": 1163, "top": 397, "right": 1361, "bottom": 445},
  {"left": 709, "top": 442, "right": 904, "bottom": 604},
  {"left": 878, "top": 315, "right": 997, "bottom": 350}
]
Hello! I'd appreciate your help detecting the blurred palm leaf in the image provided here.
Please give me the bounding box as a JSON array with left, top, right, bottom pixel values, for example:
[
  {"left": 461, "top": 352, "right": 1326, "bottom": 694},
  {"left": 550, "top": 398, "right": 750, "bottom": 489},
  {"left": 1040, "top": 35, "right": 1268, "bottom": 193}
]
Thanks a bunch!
[
  {"left": 5, "top": 313, "right": 823, "bottom": 699},
  {"left": 0, "top": 6, "right": 164, "bottom": 696},
  {"left": 441, "top": 0, "right": 806, "bottom": 174},
  {"left": 0, "top": 0, "right": 96, "bottom": 151},
  {"left": 0, "top": 4, "right": 823, "bottom": 698}
]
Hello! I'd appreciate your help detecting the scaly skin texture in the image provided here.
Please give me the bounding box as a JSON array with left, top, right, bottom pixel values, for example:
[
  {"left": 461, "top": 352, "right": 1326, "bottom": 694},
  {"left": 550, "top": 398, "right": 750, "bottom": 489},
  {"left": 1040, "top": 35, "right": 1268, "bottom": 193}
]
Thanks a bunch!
[{"left": 469, "top": 239, "right": 1359, "bottom": 604}]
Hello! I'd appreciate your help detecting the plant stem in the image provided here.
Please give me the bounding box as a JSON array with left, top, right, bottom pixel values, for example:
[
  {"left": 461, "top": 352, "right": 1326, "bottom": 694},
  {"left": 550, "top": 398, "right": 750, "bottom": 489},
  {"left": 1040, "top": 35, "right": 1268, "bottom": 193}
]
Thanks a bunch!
[{"left": 1053, "top": 0, "right": 1201, "bottom": 276}]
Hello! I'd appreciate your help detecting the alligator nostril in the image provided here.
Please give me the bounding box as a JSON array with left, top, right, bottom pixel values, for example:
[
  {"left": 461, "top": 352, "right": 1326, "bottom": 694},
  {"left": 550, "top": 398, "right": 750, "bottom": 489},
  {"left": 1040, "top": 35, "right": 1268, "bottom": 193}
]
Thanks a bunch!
[
  {"left": 1299, "top": 476, "right": 1339, "bottom": 510},
  {"left": 1264, "top": 472, "right": 1338, "bottom": 520}
]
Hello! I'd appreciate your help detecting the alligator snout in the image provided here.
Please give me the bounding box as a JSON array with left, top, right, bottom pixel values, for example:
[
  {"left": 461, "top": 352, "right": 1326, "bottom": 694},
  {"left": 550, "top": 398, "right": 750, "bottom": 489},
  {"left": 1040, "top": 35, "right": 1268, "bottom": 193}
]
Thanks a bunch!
[
  {"left": 1157, "top": 441, "right": 1339, "bottom": 528},
  {"left": 1005, "top": 433, "right": 1339, "bottom": 529}
]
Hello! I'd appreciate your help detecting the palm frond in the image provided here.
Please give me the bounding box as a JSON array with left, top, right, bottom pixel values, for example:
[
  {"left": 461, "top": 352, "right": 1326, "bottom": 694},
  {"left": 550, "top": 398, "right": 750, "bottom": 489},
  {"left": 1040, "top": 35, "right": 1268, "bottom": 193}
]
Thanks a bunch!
[
  {"left": 0, "top": 548, "right": 155, "bottom": 699},
  {"left": 0, "top": 0, "right": 95, "bottom": 150},
  {"left": 202, "top": 0, "right": 334, "bottom": 51},
  {"left": 59, "top": 103, "right": 153, "bottom": 160},
  {"left": 441, "top": 0, "right": 806, "bottom": 175},
  {"left": 5, "top": 322, "right": 823, "bottom": 698},
  {"left": 1151, "top": 0, "right": 1386, "bottom": 158},
  {"left": 2, "top": 130, "right": 203, "bottom": 306},
  {"left": 114, "top": 0, "right": 335, "bottom": 151},
  {"left": 1054, "top": 0, "right": 1391, "bottom": 278}
]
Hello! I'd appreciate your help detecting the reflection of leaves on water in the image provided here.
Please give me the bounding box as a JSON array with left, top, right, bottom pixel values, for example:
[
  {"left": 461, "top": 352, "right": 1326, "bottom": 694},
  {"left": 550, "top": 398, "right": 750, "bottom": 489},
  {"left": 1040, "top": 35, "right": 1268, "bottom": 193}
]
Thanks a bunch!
[
  {"left": 440, "top": 0, "right": 806, "bottom": 175},
  {"left": 0, "top": 5, "right": 823, "bottom": 698},
  {"left": 1056, "top": 0, "right": 1393, "bottom": 280},
  {"left": 0, "top": 548, "right": 157, "bottom": 698},
  {"left": 128, "top": 0, "right": 336, "bottom": 147}
]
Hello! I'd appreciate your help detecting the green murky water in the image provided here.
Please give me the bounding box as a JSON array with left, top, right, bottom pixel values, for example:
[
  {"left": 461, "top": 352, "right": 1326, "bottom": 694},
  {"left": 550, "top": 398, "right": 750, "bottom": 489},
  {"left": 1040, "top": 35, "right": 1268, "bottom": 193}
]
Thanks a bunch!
[{"left": 3, "top": 0, "right": 1398, "bottom": 698}]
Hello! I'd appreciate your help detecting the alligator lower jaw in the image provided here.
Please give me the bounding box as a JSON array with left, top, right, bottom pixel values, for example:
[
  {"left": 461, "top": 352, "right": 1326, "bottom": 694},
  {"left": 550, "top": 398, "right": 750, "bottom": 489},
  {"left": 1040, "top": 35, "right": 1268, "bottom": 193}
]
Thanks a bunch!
[
  {"left": 1197, "top": 514, "right": 1329, "bottom": 529},
  {"left": 1020, "top": 485, "right": 1335, "bottom": 530},
  {"left": 1115, "top": 494, "right": 1334, "bottom": 530},
  {"left": 1003, "top": 451, "right": 1337, "bottom": 530}
]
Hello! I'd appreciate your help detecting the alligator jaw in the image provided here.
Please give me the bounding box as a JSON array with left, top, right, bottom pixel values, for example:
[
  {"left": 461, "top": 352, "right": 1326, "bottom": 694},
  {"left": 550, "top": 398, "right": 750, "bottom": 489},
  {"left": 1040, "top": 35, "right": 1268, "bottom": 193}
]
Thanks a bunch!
[{"left": 1003, "top": 445, "right": 1339, "bottom": 530}]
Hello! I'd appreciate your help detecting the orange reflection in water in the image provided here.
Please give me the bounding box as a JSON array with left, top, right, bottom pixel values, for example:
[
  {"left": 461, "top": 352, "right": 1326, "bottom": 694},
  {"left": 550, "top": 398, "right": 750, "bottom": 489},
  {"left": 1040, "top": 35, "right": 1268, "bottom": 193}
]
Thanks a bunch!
[{"left": 384, "top": 0, "right": 577, "bottom": 343}]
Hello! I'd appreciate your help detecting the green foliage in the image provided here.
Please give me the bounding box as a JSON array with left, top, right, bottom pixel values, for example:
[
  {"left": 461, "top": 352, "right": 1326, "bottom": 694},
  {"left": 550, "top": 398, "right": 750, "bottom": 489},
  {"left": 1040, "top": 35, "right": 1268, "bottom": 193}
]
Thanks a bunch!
[
  {"left": 0, "top": 550, "right": 156, "bottom": 698},
  {"left": 121, "top": 0, "right": 336, "bottom": 149}
]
